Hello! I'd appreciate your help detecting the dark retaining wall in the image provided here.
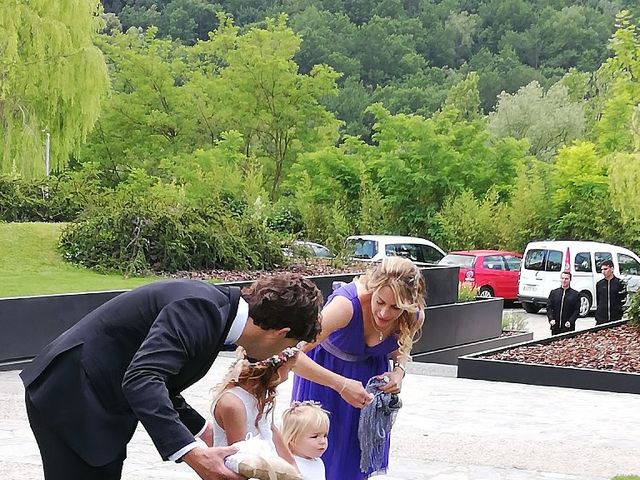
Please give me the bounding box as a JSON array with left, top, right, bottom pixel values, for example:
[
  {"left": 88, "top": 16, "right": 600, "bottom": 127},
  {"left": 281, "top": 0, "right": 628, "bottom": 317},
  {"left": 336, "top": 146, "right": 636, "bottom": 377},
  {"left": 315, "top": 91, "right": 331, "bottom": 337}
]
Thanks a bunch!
[
  {"left": 413, "top": 298, "right": 504, "bottom": 354},
  {"left": 0, "top": 266, "right": 459, "bottom": 367},
  {"left": 0, "top": 290, "right": 124, "bottom": 366},
  {"left": 413, "top": 330, "right": 532, "bottom": 365},
  {"left": 419, "top": 265, "right": 458, "bottom": 306},
  {"left": 457, "top": 320, "right": 640, "bottom": 394}
]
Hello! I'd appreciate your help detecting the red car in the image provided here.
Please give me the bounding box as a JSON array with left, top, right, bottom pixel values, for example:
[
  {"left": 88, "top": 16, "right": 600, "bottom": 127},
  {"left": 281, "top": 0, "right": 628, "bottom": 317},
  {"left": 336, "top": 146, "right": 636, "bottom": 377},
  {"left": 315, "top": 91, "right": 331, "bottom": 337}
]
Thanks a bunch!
[{"left": 438, "top": 250, "right": 523, "bottom": 300}]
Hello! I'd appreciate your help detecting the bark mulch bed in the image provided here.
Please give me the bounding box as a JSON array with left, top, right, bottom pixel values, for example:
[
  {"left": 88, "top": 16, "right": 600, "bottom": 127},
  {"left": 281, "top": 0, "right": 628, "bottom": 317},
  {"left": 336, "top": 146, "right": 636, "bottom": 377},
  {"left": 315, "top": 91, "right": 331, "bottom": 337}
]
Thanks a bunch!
[
  {"left": 484, "top": 324, "right": 640, "bottom": 373},
  {"left": 166, "top": 259, "right": 368, "bottom": 283}
]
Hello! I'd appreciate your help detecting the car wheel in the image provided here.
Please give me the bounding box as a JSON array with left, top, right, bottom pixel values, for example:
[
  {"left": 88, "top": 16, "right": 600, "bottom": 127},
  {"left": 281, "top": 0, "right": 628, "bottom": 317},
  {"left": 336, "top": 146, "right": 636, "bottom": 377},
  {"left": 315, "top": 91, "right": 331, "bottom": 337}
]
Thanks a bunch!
[
  {"left": 522, "top": 302, "right": 541, "bottom": 314},
  {"left": 578, "top": 291, "right": 592, "bottom": 318},
  {"left": 478, "top": 286, "right": 494, "bottom": 298}
]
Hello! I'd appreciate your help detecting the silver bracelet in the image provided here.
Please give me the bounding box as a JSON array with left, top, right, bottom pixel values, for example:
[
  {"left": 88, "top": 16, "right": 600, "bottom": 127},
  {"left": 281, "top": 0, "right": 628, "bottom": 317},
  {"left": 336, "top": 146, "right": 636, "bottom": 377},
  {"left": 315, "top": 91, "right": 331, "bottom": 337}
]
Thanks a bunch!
[{"left": 393, "top": 362, "right": 406, "bottom": 378}]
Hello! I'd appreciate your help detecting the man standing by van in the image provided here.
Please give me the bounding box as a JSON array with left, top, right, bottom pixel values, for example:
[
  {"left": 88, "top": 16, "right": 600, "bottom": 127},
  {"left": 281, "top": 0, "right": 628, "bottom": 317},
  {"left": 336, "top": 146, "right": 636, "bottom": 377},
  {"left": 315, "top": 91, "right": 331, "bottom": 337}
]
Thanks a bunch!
[
  {"left": 595, "top": 259, "right": 627, "bottom": 325},
  {"left": 547, "top": 271, "right": 580, "bottom": 335}
]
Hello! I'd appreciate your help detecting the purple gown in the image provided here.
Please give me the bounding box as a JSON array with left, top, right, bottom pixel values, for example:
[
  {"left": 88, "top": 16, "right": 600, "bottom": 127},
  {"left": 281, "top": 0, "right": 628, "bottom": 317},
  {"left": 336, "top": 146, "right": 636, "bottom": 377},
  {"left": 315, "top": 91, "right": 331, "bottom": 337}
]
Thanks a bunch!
[{"left": 291, "top": 282, "right": 397, "bottom": 480}]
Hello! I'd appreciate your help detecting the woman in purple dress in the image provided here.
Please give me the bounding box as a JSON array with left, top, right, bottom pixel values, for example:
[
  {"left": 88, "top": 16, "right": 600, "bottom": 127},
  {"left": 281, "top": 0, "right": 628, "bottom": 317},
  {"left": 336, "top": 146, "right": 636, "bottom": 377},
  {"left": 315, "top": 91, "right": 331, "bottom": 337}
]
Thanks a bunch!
[{"left": 291, "top": 257, "right": 426, "bottom": 479}]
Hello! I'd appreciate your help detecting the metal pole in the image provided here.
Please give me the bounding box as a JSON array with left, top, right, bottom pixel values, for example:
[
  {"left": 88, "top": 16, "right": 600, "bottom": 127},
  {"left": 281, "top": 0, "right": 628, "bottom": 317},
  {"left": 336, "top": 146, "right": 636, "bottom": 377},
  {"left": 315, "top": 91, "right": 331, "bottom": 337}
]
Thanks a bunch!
[{"left": 44, "top": 130, "right": 50, "bottom": 176}]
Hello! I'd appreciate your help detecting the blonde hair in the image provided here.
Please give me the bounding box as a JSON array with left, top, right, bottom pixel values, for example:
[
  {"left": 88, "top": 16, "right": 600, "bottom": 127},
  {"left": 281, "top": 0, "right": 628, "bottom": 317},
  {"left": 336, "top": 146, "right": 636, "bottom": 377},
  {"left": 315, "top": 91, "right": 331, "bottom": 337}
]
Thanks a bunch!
[
  {"left": 359, "top": 256, "right": 426, "bottom": 357},
  {"left": 281, "top": 401, "right": 330, "bottom": 453},
  {"left": 211, "top": 347, "right": 299, "bottom": 428}
]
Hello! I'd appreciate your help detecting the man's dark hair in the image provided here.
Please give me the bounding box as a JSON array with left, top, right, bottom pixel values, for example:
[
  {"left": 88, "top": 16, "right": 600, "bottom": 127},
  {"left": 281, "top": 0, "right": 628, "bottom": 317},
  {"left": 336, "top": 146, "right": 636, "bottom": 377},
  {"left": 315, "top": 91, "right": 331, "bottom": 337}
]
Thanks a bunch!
[
  {"left": 242, "top": 273, "right": 323, "bottom": 343},
  {"left": 601, "top": 259, "right": 614, "bottom": 268},
  {"left": 561, "top": 271, "right": 572, "bottom": 280}
]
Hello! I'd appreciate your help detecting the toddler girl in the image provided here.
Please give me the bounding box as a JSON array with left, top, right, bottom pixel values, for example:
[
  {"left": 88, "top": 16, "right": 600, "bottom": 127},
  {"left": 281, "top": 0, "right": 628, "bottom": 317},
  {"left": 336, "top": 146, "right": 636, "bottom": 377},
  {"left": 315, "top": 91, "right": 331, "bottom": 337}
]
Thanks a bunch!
[{"left": 281, "top": 401, "right": 330, "bottom": 480}]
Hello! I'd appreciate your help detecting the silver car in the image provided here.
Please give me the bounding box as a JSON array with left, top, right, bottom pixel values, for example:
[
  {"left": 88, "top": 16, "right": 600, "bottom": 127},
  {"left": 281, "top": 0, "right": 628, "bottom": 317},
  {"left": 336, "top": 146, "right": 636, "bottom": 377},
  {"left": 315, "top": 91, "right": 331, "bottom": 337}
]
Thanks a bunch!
[{"left": 345, "top": 235, "right": 445, "bottom": 266}]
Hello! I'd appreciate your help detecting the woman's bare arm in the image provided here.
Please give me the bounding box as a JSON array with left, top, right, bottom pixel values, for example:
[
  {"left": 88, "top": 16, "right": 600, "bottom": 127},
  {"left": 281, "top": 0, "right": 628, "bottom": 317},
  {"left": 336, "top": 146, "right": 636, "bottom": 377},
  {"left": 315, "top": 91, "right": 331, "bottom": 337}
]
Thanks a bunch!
[{"left": 292, "top": 296, "right": 373, "bottom": 408}]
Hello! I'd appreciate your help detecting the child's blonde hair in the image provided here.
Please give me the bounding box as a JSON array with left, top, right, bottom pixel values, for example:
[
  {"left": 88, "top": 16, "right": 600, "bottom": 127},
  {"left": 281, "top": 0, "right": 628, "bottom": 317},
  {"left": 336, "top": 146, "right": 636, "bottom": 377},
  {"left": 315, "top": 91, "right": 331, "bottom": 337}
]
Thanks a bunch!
[
  {"left": 212, "top": 346, "right": 299, "bottom": 428},
  {"left": 281, "top": 401, "right": 330, "bottom": 452}
]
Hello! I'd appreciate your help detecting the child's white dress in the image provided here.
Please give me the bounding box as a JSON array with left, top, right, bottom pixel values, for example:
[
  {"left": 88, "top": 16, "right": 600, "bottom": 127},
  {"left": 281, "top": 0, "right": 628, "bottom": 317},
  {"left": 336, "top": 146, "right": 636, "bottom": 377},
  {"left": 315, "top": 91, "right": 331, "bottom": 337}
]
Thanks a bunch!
[
  {"left": 211, "top": 386, "right": 274, "bottom": 447},
  {"left": 293, "top": 455, "right": 325, "bottom": 480}
]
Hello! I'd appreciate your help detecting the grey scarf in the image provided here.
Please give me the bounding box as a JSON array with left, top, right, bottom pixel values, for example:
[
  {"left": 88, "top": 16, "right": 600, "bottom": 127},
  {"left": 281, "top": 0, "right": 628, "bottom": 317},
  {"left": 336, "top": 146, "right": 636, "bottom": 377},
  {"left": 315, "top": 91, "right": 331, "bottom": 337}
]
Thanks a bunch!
[{"left": 357, "top": 376, "right": 402, "bottom": 474}]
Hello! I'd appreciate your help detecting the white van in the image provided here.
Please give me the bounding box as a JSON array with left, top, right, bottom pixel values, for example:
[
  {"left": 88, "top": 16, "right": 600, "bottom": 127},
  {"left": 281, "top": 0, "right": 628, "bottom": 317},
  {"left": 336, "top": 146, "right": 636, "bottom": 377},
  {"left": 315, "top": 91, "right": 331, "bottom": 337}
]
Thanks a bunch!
[{"left": 518, "top": 240, "right": 640, "bottom": 316}]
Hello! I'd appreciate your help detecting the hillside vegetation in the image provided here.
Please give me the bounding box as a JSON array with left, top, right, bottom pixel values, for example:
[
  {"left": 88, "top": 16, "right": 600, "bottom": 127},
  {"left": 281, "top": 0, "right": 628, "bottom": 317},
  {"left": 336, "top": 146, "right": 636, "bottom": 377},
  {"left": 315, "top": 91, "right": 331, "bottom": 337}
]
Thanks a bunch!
[{"left": 4, "top": 3, "right": 640, "bottom": 276}]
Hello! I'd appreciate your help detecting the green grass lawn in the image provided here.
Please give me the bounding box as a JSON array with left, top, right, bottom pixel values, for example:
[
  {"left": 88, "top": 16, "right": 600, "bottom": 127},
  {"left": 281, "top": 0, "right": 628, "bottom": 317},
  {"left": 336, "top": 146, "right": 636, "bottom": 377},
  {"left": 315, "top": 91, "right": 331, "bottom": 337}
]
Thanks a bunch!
[{"left": 0, "top": 222, "right": 160, "bottom": 298}]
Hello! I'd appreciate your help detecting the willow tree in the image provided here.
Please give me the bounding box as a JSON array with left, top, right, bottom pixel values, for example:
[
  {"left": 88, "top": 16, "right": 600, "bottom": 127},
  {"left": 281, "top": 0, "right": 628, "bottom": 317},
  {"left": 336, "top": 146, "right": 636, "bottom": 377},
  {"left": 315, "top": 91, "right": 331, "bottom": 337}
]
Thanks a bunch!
[{"left": 0, "top": 0, "right": 109, "bottom": 177}]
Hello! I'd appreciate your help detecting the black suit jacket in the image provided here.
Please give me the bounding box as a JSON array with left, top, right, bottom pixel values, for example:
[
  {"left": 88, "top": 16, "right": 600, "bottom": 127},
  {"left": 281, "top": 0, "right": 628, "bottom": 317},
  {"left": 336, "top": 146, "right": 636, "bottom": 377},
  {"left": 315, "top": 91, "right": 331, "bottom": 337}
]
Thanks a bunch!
[
  {"left": 595, "top": 276, "right": 626, "bottom": 324},
  {"left": 546, "top": 287, "right": 580, "bottom": 334},
  {"left": 21, "top": 279, "right": 240, "bottom": 466}
]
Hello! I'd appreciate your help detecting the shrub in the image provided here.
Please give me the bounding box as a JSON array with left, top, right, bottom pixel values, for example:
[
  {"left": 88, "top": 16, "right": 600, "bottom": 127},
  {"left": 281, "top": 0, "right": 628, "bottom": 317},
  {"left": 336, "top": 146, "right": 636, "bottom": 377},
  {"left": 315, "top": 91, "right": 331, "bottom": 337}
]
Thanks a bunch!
[
  {"left": 266, "top": 198, "right": 304, "bottom": 234},
  {"left": 457, "top": 282, "right": 478, "bottom": 303},
  {"left": 0, "top": 172, "right": 100, "bottom": 222},
  {"left": 502, "top": 311, "right": 528, "bottom": 331},
  {"left": 625, "top": 292, "right": 640, "bottom": 328},
  {"left": 59, "top": 187, "right": 285, "bottom": 275}
]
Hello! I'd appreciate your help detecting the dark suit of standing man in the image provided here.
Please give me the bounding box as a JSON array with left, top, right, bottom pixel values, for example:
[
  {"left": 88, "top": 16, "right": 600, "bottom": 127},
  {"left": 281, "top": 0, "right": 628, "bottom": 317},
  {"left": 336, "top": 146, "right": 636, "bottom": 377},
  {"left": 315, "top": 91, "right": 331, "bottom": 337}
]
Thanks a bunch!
[
  {"left": 21, "top": 275, "right": 323, "bottom": 480},
  {"left": 595, "top": 259, "right": 627, "bottom": 325},
  {"left": 546, "top": 271, "right": 581, "bottom": 335}
]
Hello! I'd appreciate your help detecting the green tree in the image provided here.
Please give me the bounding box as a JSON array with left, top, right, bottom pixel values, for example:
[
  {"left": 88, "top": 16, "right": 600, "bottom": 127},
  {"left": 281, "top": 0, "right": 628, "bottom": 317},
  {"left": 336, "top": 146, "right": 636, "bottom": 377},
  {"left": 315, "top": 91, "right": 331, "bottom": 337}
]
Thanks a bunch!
[
  {"left": 198, "top": 15, "right": 341, "bottom": 199},
  {"left": 487, "top": 80, "right": 585, "bottom": 161},
  {"left": 595, "top": 11, "right": 640, "bottom": 154},
  {"left": 435, "top": 188, "right": 506, "bottom": 251},
  {"left": 350, "top": 15, "right": 426, "bottom": 87},
  {"left": 608, "top": 151, "right": 640, "bottom": 250},
  {"left": 0, "top": 0, "right": 109, "bottom": 177},
  {"left": 119, "top": 0, "right": 223, "bottom": 45},
  {"left": 443, "top": 72, "right": 481, "bottom": 122},
  {"left": 372, "top": 68, "right": 463, "bottom": 119},
  {"left": 501, "top": 160, "right": 552, "bottom": 251},
  {"left": 535, "top": 5, "right": 612, "bottom": 71},
  {"left": 289, "top": 6, "right": 359, "bottom": 76},
  {"left": 362, "top": 103, "right": 526, "bottom": 236},
  {"left": 551, "top": 141, "right": 614, "bottom": 240},
  {"left": 468, "top": 46, "right": 547, "bottom": 112},
  {"left": 79, "top": 28, "right": 195, "bottom": 182},
  {"left": 324, "top": 77, "right": 374, "bottom": 138}
]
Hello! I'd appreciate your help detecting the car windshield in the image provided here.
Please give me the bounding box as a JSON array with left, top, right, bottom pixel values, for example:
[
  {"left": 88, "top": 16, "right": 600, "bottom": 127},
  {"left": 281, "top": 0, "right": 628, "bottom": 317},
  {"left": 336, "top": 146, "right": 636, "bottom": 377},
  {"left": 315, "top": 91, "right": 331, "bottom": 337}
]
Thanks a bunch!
[
  {"left": 346, "top": 239, "right": 377, "bottom": 259},
  {"left": 311, "top": 244, "right": 333, "bottom": 258},
  {"left": 439, "top": 254, "right": 475, "bottom": 268}
]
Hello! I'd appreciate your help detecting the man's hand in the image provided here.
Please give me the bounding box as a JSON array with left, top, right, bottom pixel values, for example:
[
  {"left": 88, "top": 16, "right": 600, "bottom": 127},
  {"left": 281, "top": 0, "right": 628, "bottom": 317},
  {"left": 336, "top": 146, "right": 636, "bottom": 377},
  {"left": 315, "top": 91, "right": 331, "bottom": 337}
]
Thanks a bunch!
[
  {"left": 183, "top": 446, "right": 243, "bottom": 480},
  {"left": 549, "top": 320, "right": 556, "bottom": 326},
  {"left": 565, "top": 321, "right": 570, "bottom": 328}
]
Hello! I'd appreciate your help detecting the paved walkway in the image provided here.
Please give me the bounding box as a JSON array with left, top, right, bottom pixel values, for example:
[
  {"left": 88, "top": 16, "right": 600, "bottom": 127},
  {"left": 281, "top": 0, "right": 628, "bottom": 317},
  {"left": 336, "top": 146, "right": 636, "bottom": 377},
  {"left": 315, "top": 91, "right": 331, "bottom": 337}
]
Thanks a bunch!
[{"left": 2, "top": 352, "right": 639, "bottom": 480}]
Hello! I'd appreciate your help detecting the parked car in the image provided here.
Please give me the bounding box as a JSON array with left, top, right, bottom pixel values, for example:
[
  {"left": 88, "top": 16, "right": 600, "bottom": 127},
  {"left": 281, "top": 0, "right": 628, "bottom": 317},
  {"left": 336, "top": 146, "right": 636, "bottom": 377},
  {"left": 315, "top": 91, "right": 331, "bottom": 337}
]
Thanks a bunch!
[
  {"left": 439, "top": 250, "right": 522, "bottom": 300},
  {"left": 344, "top": 235, "right": 446, "bottom": 266},
  {"left": 282, "top": 240, "right": 334, "bottom": 259},
  {"left": 518, "top": 240, "right": 640, "bottom": 316}
]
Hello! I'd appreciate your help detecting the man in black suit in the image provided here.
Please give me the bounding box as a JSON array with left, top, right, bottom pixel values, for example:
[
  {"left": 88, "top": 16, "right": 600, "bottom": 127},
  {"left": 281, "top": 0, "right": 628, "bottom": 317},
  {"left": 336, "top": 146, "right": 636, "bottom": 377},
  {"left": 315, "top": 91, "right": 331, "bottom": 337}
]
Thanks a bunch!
[
  {"left": 21, "top": 274, "right": 323, "bottom": 480},
  {"left": 595, "top": 259, "right": 627, "bottom": 325},
  {"left": 546, "top": 271, "right": 580, "bottom": 335}
]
